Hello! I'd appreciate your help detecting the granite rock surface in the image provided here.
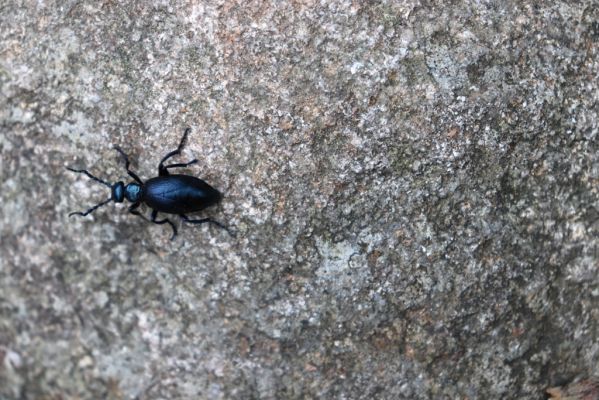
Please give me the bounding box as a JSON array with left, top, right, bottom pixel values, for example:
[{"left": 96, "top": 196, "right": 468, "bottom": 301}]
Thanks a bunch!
[{"left": 1, "top": 1, "right": 598, "bottom": 399}]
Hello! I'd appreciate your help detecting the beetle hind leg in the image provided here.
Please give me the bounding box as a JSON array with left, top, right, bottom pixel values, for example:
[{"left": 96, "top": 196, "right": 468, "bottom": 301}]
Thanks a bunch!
[{"left": 180, "top": 214, "right": 235, "bottom": 237}]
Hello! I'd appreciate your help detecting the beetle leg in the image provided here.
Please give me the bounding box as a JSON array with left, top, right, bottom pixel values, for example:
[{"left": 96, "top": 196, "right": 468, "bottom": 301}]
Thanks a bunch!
[
  {"left": 163, "top": 159, "right": 198, "bottom": 171},
  {"left": 179, "top": 214, "right": 235, "bottom": 237},
  {"left": 158, "top": 127, "right": 191, "bottom": 176},
  {"left": 114, "top": 147, "right": 143, "bottom": 184},
  {"left": 151, "top": 209, "right": 178, "bottom": 240},
  {"left": 128, "top": 202, "right": 148, "bottom": 221}
]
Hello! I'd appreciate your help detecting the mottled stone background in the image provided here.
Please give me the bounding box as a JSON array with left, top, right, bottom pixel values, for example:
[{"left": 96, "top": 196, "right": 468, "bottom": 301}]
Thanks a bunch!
[{"left": 1, "top": 1, "right": 598, "bottom": 399}]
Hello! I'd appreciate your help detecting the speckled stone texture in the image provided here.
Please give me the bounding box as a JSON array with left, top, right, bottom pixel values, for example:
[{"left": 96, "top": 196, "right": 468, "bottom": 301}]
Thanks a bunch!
[{"left": 1, "top": 1, "right": 598, "bottom": 399}]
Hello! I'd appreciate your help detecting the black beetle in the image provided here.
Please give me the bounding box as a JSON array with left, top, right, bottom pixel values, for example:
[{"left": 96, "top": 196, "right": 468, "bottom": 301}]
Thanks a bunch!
[{"left": 67, "top": 128, "right": 233, "bottom": 240}]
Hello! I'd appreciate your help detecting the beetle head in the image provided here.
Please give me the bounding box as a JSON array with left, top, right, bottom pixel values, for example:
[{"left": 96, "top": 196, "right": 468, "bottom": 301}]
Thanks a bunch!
[{"left": 111, "top": 181, "right": 125, "bottom": 202}]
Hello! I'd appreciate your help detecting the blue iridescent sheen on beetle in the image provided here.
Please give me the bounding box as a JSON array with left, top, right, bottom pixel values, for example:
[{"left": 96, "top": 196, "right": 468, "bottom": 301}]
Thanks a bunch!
[
  {"left": 66, "top": 128, "right": 233, "bottom": 240},
  {"left": 111, "top": 182, "right": 125, "bottom": 202},
  {"left": 125, "top": 183, "right": 142, "bottom": 202}
]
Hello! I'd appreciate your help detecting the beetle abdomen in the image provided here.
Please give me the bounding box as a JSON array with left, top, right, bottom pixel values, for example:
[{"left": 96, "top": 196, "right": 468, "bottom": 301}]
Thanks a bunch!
[{"left": 143, "top": 175, "right": 222, "bottom": 214}]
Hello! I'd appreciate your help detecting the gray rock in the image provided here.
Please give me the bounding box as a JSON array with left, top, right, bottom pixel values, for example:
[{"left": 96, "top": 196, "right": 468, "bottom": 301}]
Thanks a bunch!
[{"left": 1, "top": 1, "right": 598, "bottom": 399}]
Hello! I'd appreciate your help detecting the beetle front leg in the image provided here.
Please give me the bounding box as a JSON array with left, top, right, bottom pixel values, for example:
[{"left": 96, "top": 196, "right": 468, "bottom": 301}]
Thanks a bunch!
[
  {"left": 114, "top": 147, "right": 143, "bottom": 184},
  {"left": 150, "top": 209, "right": 178, "bottom": 240},
  {"left": 128, "top": 202, "right": 148, "bottom": 221}
]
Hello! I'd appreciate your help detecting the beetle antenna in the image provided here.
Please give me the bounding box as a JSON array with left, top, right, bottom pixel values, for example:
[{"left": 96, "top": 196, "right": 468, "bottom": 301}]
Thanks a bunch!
[
  {"left": 66, "top": 167, "right": 112, "bottom": 188},
  {"left": 68, "top": 198, "right": 112, "bottom": 217}
]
